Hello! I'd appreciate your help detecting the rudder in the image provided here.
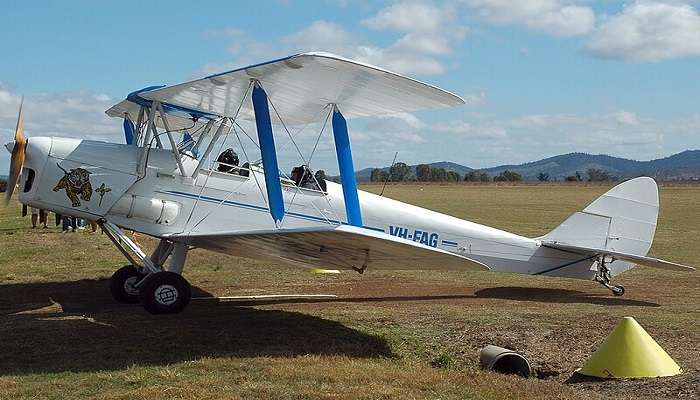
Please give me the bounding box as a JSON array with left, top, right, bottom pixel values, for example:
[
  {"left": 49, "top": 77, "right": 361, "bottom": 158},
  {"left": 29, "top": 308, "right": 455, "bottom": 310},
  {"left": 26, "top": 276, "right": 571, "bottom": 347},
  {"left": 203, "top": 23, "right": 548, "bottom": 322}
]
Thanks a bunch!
[{"left": 539, "top": 177, "right": 659, "bottom": 276}]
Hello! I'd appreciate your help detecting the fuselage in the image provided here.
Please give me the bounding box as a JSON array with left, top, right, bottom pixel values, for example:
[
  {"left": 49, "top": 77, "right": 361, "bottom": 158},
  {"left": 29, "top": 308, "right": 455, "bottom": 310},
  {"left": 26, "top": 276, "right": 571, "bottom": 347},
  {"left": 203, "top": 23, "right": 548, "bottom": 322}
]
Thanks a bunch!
[{"left": 17, "top": 137, "right": 595, "bottom": 280}]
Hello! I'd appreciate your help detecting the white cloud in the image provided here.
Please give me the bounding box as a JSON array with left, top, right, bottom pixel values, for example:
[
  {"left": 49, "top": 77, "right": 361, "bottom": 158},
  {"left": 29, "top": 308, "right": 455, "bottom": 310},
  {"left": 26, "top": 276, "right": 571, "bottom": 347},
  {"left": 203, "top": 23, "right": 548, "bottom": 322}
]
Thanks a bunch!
[
  {"left": 94, "top": 94, "right": 111, "bottom": 102},
  {"left": 528, "top": 5, "right": 595, "bottom": 36},
  {"left": 392, "top": 33, "right": 453, "bottom": 55},
  {"left": 282, "top": 20, "right": 450, "bottom": 75},
  {"left": 1, "top": 84, "right": 122, "bottom": 169},
  {"left": 203, "top": 2, "right": 468, "bottom": 77},
  {"left": 610, "top": 110, "right": 640, "bottom": 125},
  {"left": 200, "top": 0, "right": 491, "bottom": 81},
  {"left": 283, "top": 20, "right": 357, "bottom": 51},
  {"left": 362, "top": 1, "right": 454, "bottom": 33},
  {"left": 203, "top": 12, "right": 463, "bottom": 77},
  {"left": 359, "top": 1, "right": 466, "bottom": 72},
  {"left": 586, "top": 1, "right": 700, "bottom": 62},
  {"left": 461, "top": 90, "right": 487, "bottom": 106},
  {"left": 403, "top": 110, "right": 700, "bottom": 168},
  {"left": 463, "top": 0, "right": 595, "bottom": 37},
  {"left": 268, "top": 106, "right": 698, "bottom": 171},
  {"left": 0, "top": 84, "right": 124, "bottom": 171},
  {"left": 360, "top": 113, "right": 427, "bottom": 144},
  {"left": 353, "top": 46, "right": 448, "bottom": 75},
  {"left": 433, "top": 120, "right": 508, "bottom": 139}
]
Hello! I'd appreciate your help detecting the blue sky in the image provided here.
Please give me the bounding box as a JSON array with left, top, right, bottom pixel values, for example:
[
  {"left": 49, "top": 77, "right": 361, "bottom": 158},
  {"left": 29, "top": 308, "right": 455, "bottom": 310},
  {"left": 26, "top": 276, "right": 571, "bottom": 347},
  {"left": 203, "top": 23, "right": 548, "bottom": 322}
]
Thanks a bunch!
[{"left": 2, "top": 0, "right": 700, "bottom": 173}]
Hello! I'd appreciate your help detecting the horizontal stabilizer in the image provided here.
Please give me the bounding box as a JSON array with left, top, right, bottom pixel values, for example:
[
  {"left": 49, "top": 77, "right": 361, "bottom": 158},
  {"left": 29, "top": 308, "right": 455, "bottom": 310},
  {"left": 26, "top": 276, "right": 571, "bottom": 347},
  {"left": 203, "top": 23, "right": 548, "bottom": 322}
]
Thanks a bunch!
[
  {"left": 541, "top": 241, "right": 695, "bottom": 272},
  {"left": 174, "top": 225, "right": 488, "bottom": 272}
]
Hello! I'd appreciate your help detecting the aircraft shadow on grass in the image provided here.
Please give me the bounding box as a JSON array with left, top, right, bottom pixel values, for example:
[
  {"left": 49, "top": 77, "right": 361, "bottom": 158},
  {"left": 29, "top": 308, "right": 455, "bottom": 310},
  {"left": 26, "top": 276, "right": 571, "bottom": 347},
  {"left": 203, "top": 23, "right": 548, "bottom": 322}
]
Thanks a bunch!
[
  {"left": 473, "top": 287, "right": 660, "bottom": 307},
  {"left": 191, "top": 287, "right": 659, "bottom": 308},
  {"left": 0, "top": 279, "right": 393, "bottom": 376},
  {"left": 0, "top": 280, "right": 659, "bottom": 375}
]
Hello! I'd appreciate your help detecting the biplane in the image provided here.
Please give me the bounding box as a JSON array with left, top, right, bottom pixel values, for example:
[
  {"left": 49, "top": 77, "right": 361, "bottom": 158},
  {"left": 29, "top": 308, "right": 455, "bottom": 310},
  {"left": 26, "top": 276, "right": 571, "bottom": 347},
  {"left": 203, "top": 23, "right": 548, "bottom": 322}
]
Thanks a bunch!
[{"left": 4, "top": 52, "right": 695, "bottom": 314}]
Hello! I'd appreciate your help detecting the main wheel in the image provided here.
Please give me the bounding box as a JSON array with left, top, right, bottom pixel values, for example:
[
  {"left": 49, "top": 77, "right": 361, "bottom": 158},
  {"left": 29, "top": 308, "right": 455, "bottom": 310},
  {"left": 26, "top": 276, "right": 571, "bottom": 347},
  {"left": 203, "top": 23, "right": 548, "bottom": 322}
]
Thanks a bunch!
[
  {"left": 109, "top": 265, "right": 143, "bottom": 304},
  {"left": 138, "top": 271, "right": 191, "bottom": 314}
]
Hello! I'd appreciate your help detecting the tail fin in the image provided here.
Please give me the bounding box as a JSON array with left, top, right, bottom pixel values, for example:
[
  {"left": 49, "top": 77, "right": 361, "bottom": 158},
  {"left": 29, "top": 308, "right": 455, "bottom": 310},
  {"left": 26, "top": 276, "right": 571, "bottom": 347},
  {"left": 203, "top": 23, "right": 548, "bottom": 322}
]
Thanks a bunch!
[{"left": 539, "top": 177, "right": 659, "bottom": 275}]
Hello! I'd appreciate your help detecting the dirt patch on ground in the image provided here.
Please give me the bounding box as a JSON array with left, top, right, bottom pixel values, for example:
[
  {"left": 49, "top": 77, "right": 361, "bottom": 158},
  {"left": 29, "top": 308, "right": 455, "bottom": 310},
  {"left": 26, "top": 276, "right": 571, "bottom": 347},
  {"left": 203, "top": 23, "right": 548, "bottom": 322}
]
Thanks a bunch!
[
  {"left": 1, "top": 268, "right": 696, "bottom": 400},
  {"left": 0, "top": 273, "right": 697, "bottom": 399},
  {"left": 253, "top": 278, "right": 698, "bottom": 400}
]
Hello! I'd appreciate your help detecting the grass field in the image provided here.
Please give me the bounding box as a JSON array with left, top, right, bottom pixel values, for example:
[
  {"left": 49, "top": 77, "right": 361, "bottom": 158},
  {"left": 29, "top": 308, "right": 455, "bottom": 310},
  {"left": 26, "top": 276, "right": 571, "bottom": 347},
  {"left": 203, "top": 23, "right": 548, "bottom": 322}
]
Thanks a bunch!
[{"left": 0, "top": 183, "right": 698, "bottom": 399}]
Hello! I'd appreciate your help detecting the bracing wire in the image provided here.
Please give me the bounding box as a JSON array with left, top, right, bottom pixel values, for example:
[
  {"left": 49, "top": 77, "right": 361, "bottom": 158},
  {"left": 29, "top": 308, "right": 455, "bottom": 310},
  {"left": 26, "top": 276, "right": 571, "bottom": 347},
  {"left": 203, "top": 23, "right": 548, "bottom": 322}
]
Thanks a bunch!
[
  {"left": 181, "top": 81, "right": 253, "bottom": 235},
  {"left": 233, "top": 124, "right": 268, "bottom": 208},
  {"left": 280, "top": 106, "right": 336, "bottom": 226},
  {"left": 184, "top": 80, "right": 344, "bottom": 232},
  {"left": 187, "top": 125, "right": 269, "bottom": 233},
  {"left": 272, "top": 104, "right": 330, "bottom": 159},
  {"left": 262, "top": 93, "right": 339, "bottom": 227},
  {"left": 307, "top": 107, "right": 333, "bottom": 164}
]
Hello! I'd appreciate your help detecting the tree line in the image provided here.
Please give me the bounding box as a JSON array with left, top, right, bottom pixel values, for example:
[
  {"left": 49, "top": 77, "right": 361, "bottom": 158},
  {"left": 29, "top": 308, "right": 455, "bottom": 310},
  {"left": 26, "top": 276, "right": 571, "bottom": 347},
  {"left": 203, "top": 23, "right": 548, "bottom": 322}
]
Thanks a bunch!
[
  {"left": 369, "top": 163, "right": 523, "bottom": 183},
  {"left": 369, "top": 163, "right": 618, "bottom": 183},
  {"left": 538, "top": 168, "right": 617, "bottom": 182}
]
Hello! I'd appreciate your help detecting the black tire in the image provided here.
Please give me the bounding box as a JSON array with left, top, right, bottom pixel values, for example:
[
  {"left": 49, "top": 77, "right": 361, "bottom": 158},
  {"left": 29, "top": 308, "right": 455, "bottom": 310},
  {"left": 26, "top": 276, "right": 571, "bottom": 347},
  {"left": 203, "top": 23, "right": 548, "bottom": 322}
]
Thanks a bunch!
[
  {"left": 138, "top": 271, "right": 191, "bottom": 314},
  {"left": 612, "top": 285, "right": 625, "bottom": 297},
  {"left": 109, "top": 265, "right": 143, "bottom": 304}
]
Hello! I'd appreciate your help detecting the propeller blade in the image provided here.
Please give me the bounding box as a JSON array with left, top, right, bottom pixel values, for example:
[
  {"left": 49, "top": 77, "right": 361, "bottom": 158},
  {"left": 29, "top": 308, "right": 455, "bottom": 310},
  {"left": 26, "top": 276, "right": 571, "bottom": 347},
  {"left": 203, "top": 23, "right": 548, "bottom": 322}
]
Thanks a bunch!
[{"left": 5, "top": 99, "right": 27, "bottom": 204}]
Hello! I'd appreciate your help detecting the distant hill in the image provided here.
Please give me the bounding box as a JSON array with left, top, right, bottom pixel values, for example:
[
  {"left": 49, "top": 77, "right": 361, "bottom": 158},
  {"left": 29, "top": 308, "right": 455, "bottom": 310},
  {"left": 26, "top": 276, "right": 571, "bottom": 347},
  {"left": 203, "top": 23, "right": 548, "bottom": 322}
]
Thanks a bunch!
[
  {"left": 355, "top": 150, "right": 700, "bottom": 181},
  {"left": 482, "top": 150, "right": 700, "bottom": 181}
]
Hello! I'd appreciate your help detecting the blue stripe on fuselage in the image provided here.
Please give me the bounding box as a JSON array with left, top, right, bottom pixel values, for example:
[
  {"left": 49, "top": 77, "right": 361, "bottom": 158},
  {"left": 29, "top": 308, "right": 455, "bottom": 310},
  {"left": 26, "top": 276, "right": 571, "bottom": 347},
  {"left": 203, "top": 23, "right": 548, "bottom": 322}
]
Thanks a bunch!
[{"left": 158, "top": 190, "right": 385, "bottom": 232}]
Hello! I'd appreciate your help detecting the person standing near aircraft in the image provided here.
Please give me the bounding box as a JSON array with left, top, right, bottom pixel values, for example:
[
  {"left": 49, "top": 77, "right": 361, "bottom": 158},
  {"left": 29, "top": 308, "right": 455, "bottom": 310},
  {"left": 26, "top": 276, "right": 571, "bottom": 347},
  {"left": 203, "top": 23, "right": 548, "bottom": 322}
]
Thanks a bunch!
[
  {"left": 30, "top": 207, "right": 39, "bottom": 228},
  {"left": 62, "top": 215, "right": 82, "bottom": 233},
  {"left": 29, "top": 207, "right": 49, "bottom": 228},
  {"left": 89, "top": 220, "right": 99, "bottom": 233}
]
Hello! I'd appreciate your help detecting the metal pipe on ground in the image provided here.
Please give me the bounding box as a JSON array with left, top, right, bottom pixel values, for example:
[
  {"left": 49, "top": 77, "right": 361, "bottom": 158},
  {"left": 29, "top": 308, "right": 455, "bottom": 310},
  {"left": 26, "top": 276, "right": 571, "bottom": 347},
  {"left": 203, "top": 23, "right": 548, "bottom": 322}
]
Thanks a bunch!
[{"left": 479, "top": 345, "right": 532, "bottom": 378}]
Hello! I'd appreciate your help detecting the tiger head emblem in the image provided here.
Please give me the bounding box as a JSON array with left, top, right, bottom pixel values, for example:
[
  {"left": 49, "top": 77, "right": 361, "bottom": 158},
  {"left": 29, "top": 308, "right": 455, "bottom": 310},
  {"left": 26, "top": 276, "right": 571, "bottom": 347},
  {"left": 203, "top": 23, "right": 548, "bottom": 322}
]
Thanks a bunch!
[{"left": 53, "top": 164, "right": 93, "bottom": 207}]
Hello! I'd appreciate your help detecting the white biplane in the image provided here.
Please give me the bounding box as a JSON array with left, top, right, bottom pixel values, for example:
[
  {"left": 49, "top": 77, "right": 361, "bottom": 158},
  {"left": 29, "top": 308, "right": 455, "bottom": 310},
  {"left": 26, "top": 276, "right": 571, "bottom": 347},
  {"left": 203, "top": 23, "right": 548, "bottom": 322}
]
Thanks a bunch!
[{"left": 4, "top": 52, "right": 695, "bottom": 314}]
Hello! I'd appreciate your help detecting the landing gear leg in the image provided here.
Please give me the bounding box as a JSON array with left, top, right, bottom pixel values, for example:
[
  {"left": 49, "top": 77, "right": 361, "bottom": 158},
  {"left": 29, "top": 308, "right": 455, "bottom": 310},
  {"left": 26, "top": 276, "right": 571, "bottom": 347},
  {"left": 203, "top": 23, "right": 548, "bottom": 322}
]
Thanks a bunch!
[
  {"left": 100, "top": 221, "right": 192, "bottom": 312},
  {"left": 137, "top": 242, "right": 192, "bottom": 314},
  {"left": 593, "top": 255, "right": 625, "bottom": 296},
  {"left": 167, "top": 242, "right": 189, "bottom": 275}
]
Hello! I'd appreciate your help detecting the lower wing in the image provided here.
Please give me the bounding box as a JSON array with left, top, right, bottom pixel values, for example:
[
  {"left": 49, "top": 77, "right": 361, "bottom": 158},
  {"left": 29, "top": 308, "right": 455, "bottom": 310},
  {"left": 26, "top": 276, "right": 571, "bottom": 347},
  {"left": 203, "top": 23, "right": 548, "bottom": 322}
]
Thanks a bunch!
[{"left": 172, "top": 225, "right": 489, "bottom": 272}]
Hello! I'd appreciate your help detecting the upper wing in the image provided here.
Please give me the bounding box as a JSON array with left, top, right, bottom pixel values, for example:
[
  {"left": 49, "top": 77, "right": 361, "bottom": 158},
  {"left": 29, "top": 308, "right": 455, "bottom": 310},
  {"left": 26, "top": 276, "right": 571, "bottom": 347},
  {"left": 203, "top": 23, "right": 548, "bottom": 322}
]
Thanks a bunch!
[
  {"left": 106, "top": 52, "right": 465, "bottom": 126},
  {"left": 174, "top": 225, "right": 489, "bottom": 272},
  {"left": 541, "top": 241, "right": 695, "bottom": 272}
]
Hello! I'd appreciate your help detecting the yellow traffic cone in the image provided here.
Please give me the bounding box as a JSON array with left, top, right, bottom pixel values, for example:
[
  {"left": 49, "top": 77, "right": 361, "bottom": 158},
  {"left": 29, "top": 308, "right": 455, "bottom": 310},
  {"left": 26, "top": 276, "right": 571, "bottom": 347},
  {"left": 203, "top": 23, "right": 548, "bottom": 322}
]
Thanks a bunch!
[{"left": 578, "top": 317, "right": 682, "bottom": 378}]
